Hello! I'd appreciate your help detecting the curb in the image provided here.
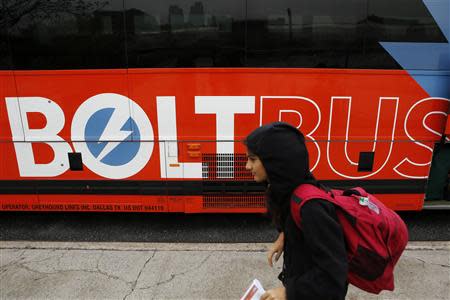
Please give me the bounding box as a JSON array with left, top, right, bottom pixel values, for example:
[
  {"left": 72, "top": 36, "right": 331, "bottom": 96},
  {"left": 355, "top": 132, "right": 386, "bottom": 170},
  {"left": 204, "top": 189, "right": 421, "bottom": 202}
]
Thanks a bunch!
[{"left": 1, "top": 241, "right": 449, "bottom": 251}]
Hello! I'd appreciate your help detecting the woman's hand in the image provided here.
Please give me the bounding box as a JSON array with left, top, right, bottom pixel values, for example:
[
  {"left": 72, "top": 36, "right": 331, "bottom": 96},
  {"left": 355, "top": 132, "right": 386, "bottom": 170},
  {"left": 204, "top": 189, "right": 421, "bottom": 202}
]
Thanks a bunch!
[
  {"left": 260, "top": 286, "right": 286, "bottom": 300},
  {"left": 267, "top": 232, "right": 284, "bottom": 267}
]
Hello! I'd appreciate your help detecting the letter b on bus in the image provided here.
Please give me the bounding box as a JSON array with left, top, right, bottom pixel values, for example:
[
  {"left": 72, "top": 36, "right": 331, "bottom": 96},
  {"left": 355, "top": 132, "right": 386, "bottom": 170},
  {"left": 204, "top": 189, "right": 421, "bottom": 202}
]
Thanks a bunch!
[{"left": 5, "top": 97, "right": 72, "bottom": 177}]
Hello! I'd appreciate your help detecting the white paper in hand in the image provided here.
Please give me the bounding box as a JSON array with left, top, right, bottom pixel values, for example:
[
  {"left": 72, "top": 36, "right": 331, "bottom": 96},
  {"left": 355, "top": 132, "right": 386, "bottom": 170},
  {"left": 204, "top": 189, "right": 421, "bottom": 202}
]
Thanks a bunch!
[{"left": 240, "top": 279, "right": 265, "bottom": 300}]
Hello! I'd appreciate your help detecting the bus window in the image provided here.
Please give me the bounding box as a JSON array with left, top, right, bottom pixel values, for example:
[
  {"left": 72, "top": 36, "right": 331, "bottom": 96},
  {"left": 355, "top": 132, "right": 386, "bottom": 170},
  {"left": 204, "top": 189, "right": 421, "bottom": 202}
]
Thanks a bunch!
[
  {"left": 6, "top": 0, "right": 126, "bottom": 70},
  {"left": 246, "top": 0, "right": 366, "bottom": 68},
  {"left": 365, "top": 0, "right": 446, "bottom": 70},
  {"left": 0, "top": 2, "right": 12, "bottom": 70},
  {"left": 125, "top": 0, "right": 246, "bottom": 68}
]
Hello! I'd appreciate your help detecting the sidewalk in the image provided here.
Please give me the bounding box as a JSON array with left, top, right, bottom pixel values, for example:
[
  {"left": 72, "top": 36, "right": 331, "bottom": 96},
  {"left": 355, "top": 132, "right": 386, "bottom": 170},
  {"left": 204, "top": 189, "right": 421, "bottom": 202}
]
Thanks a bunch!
[{"left": 1, "top": 241, "right": 449, "bottom": 300}]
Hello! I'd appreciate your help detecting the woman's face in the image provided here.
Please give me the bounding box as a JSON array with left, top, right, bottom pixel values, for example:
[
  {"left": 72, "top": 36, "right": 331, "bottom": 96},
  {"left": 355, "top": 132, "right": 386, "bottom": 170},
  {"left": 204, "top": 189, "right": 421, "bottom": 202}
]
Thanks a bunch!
[{"left": 245, "top": 151, "right": 268, "bottom": 182}]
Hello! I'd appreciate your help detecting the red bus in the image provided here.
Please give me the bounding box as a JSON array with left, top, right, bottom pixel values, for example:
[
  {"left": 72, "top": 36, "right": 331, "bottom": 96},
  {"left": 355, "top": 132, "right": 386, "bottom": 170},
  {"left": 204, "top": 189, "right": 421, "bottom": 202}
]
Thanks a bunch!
[{"left": 0, "top": 0, "right": 449, "bottom": 213}]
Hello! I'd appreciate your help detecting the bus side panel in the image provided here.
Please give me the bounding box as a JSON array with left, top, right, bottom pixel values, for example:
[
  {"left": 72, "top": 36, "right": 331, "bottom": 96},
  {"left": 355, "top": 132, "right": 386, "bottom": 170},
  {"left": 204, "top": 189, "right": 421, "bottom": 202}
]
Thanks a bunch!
[
  {"left": 0, "top": 72, "right": 15, "bottom": 141},
  {"left": 3, "top": 69, "right": 447, "bottom": 183},
  {"left": 0, "top": 74, "right": 41, "bottom": 209},
  {"left": 35, "top": 195, "right": 167, "bottom": 212},
  {"left": 0, "top": 195, "right": 39, "bottom": 211},
  {"left": 1, "top": 69, "right": 448, "bottom": 212},
  {"left": 376, "top": 194, "right": 424, "bottom": 211}
]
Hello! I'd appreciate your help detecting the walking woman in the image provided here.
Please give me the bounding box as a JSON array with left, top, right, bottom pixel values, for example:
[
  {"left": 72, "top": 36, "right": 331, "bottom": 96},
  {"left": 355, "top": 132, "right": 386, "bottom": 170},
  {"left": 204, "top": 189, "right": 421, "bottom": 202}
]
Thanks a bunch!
[{"left": 244, "top": 122, "right": 348, "bottom": 300}]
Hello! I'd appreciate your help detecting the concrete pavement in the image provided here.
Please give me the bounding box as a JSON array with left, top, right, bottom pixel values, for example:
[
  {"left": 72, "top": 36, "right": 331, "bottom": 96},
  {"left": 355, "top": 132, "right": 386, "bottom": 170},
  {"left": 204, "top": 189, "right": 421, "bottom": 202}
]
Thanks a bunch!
[{"left": 1, "top": 241, "right": 449, "bottom": 300}]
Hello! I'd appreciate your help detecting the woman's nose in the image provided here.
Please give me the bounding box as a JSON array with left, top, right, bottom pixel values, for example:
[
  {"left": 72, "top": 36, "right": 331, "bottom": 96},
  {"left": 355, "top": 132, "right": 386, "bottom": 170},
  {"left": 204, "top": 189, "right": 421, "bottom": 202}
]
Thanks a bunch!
[{"left": 245, "top": 160, "right": 251, "bottom": 170}]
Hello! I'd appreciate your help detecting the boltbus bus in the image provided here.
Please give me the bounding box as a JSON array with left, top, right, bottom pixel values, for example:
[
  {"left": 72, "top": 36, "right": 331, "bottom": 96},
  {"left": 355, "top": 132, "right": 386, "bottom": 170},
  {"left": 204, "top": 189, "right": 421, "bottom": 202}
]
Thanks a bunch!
[{"left": 0, "top": 0, "right": 449, "bottom": 213}]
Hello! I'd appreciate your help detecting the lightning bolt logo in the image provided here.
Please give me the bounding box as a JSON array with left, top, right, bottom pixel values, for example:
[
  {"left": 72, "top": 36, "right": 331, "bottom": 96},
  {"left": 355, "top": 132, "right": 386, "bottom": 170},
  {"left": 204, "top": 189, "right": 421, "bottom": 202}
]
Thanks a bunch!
[
  {"left": 380, "top": 0, "right": 450, "bottom": 99},
  {"left": 85, "top": 104, "right": 140, "bottom": 166},
  {"left": 96, "top": 107, "right": 133, "bottom": 161},
  {"left": 72, "top": 93, "right": 153, "bottom": 179}
]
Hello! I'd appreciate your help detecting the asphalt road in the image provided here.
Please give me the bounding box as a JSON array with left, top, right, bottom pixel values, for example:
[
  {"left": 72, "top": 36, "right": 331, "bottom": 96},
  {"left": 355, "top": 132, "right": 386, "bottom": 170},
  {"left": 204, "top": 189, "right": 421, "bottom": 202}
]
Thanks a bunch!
[{"left": 0, "top": 210, "right": 449, "bottom": 243}]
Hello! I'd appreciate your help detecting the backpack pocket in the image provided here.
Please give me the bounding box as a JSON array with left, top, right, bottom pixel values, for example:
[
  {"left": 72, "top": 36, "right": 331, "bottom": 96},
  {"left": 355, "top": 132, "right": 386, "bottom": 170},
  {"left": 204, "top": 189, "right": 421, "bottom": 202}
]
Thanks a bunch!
[{"left": 349, "top": 245, "right": 389, "bottom": 281}]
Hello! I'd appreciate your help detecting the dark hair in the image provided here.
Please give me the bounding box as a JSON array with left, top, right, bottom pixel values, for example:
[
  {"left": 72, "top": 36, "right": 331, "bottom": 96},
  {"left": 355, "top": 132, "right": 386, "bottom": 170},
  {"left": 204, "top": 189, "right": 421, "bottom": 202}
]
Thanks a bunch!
[{"left": 245, "top": 122, "right": 317, "bottom": 229}]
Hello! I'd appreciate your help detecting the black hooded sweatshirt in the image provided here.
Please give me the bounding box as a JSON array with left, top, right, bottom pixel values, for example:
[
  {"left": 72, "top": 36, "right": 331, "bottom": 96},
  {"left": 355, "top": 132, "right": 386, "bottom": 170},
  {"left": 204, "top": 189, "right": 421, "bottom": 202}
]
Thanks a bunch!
[{"left": 245, "top": 122, "right": 348, "bottom": 300}]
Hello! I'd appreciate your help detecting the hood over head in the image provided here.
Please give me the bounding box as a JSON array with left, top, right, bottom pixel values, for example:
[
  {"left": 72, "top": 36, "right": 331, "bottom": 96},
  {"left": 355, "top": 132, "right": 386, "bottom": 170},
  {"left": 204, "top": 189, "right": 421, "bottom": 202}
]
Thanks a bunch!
[
  {"left": 245, "top": 122, "right": 314, "bottom": 223},
  {"left": 245, "top": 122, "right": 311, "bottom": 188}
]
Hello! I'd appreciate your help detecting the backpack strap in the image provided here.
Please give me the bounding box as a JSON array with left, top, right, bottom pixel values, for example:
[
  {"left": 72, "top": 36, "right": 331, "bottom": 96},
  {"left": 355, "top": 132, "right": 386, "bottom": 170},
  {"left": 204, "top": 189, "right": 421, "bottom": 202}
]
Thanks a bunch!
[
  {"left": 343, "top": 187, "right": 368, "bottom": 197},
  {"left": 290, "top": 184, "right": 334, "bottom": 229}
]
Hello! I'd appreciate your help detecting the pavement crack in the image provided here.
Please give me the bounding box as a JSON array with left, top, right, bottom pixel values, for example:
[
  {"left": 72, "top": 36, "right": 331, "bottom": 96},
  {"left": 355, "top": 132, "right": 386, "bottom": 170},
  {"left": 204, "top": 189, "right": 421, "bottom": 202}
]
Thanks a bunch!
[
  {"left": 16, "top": 263, "right": 52, "bottom": 276},
  {"left": 32, "top": 275, "right": 47, "bottom": 282},
  {"left": 123, "top": 250, "right": 156, "bottom": 300},
  {"left": 155, "top": 274, "right": 176, "bottom": 287},
  {"left": 95, "top": 251, "right": 123, "bottom": 280},
  {"left": 415, "top": 257, "right": 427, "bottom": 267},
  {"left": 430, "top": 263, "right": 450, "bottom": 268},
  {"left": 185, "top": 253, "right": 211, "bottom": 275},
  {"left": 94, "top": 268, "right": 124, "bottom": 281},
  {"left": 15, "top": 261, "right": 128, "bottom": 284},
  {"left": 94, "top": 255, "right": 124, "bottom": 282},
  {"left": 141, "top": 253, "right": 212, "bottom": 290},
  {"left": 0, "top": 249, "right": 27, "bottom": 270},
  {"left": 410, "top": 256, "right": 450, "bottom": 268}
]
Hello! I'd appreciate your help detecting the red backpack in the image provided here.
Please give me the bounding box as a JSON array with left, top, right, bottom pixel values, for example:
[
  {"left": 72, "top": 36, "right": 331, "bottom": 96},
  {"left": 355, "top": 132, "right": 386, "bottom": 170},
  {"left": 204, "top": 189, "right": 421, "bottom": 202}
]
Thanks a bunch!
[{"left": 290, "top": 184, "right": 408, "bottom": 294}]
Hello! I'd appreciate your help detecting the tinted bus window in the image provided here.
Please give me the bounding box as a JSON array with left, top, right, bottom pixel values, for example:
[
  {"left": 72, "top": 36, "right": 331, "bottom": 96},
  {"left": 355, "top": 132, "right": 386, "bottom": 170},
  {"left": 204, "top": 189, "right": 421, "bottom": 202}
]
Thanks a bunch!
[
  {"left": 6, "top": 0, "right": 126, "bottom": 70},
  {"left": 125, "top": 0, "right": 245, "bottom": 67},
  {"left": 246, "top": 0, "right": 367, "bottom": 68},
  {"left": 0, "top": 0, "right": 12, "bottom": 69},
  {"left": 365, "top": 0, "right": 446, "bottom": 69}
]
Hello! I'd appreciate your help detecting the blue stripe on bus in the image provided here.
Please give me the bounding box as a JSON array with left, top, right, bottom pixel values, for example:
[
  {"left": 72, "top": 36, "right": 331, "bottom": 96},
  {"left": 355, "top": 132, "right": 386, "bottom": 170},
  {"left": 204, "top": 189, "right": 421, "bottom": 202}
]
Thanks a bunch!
[{"left": 380, "top": 0, "right": 450, "bottom": 98}]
